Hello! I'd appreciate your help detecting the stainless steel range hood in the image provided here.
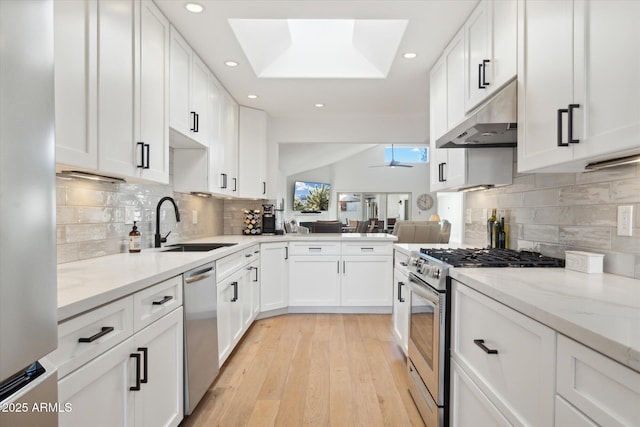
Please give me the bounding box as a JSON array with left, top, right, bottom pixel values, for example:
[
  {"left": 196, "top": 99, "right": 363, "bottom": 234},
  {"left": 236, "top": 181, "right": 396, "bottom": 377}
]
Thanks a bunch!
[{"left": 436, "top": 80, "right": 517, "bottom": 149}]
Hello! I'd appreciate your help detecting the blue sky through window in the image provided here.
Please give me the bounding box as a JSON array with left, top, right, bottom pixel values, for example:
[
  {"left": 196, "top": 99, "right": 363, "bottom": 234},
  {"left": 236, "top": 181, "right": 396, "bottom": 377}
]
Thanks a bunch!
[{"left": 384, "top": 146, "right": 428, "bottom": 163}]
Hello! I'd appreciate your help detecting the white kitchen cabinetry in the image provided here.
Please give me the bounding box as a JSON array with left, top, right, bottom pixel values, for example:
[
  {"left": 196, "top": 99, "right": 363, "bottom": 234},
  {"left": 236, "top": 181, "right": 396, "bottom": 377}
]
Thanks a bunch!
[
  {"left": 429, "top": 28, "right": 512, "bottom": 193},
  {"left": 218, "top": 92, "right": 240, "bottom": 196},
  {"left": 55, "top": 0, "right": 170, "bottom": 184},
  {"left": 57, "top": 276, "right": 184, "bottom": 427},
  {"left": 464, "top": 0, "right": 517, "bottom": 112},
  {"left": 517, "top": 0, "right": 640, "bottom": 172},
  {"left": 392, "top": 251, "right": 411, "bottom": 355},
  {"left": 216, "top": 268, "right": 244, "bottom": 366},
  {"left": 289, "top": 254, "right": 342, "bottom": 307},
  {"left": 341, "top": 242, "right": 393, "bottom": 307},
  {"left": 260, "top": 242, "right": 289, "bottom": 312},
  {"left": 169, "top": 26, "right": 210, "bottom": 148},
  {"left": 450, "top": 280, "right": 556, "bottom": 426},
  {"left": 238, "top": 106, "right": 268, "bottom": 199},
  {"left": 555, "top": 334, "right": 640, "bottom": 426}
]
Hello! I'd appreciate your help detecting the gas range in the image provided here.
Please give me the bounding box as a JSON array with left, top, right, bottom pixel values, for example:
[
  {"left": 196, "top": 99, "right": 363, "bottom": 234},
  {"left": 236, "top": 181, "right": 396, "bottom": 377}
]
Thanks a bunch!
[{"left": 408, "top": 247, "right": 565, "bottom": 291}]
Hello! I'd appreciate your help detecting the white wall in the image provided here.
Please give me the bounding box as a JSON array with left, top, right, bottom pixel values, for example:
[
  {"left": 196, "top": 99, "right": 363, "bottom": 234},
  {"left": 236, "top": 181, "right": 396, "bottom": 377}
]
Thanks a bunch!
[{"left": 283, "top": 145, "right": 437, "bottom": 224}]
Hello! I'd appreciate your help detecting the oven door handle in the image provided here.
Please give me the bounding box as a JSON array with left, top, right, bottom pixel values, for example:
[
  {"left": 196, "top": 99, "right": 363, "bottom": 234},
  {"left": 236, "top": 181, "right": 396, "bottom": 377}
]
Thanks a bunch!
[{"left": 408, "top": 273, "right": 441, "bottom": 305}]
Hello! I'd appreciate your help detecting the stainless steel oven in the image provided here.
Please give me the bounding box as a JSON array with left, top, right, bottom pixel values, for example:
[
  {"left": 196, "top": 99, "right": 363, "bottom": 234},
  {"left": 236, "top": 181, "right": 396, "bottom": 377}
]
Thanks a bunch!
[{"left": 407, "top": 271, "right": 448, "bottom": 427}]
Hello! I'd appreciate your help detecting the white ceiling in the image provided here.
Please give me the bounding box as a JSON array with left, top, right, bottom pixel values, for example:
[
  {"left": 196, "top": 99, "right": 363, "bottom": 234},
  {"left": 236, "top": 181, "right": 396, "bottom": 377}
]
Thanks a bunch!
[{"left": 155, "top": 0, "right": 478, "bottom": 121}]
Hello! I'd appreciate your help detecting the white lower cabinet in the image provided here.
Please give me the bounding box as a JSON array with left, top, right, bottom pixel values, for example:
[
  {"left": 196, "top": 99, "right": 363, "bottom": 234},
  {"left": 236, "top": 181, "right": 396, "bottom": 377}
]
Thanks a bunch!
[
  {"left": 342, "top": 255, "right": 392, "bottom": 306},
  {"left": 260, "top": 242, "right": 289, "bottom": 312},
  {"left": 450, "top": 280, "right": 556, "bottom": 426},
  {"left": 555, "top": 395, "right": 598, "bottom": 427},
  {"left": 289, "top": 255, "right": 341, "bottom": 306},
  {"left": 217, "top": 268, "right": 244, "bottom": 366},
  {"left": 450, "top": 359, "right": 511, "bottom": 427},
  {"left": 392, "top": 265, "right": 410, "bottom": 355},
  {"left": 556, "top": 334, "right": 640, "bottom": 426},
  {"left": 56, "top": 277, "right": 184, "bottom": 427}
]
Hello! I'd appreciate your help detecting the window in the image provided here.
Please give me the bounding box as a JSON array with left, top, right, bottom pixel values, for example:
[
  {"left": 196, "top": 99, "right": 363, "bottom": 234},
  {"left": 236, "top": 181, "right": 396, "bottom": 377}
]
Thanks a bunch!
[{"left": 384, "top": 146, "right": 428, "bottom": 163}]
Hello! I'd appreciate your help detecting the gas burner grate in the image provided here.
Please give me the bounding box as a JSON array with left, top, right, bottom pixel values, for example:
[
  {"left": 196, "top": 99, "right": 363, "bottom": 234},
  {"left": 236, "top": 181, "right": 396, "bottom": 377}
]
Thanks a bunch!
[{"left": 419, "top": 248, "right": 565, "bottom": 268}]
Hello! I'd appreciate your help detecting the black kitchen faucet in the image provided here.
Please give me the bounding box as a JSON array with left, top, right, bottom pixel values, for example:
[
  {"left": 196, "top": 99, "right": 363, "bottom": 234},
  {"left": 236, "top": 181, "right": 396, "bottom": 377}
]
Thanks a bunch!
[{"left": 155, "top": 196, "right": 181, "bottom": 247}]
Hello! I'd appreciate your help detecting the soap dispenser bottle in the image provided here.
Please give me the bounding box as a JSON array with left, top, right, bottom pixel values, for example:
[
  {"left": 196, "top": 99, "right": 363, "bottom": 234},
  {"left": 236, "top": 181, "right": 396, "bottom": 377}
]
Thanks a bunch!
[{"left": 129, "top": 221, "right": 141, "bottom": 253}]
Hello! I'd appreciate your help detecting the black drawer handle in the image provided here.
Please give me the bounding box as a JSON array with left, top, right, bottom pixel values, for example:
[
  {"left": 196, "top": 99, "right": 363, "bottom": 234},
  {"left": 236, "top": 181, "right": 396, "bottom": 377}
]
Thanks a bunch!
[
  {"left": 130, "top": 352, "right": 141, "bottom": 391},
  {"left": 231, "top": 281, "right": 238, "bottom": 302},
  {"left": 78, "top": 326, "right": 114, "bottom": 343},
  {"left": 138, "top": 347, "right": 148, "bottom": 384},
  {"left": 568, "top": 103, "right": 580, "bottom": 144},
  {"left": 397, "top": 281, "right": 405, "bottom": 303},
  {"left": 136, "top": 142, "right": 145, "bottom": 168},
  {"left": 152, "top": 295, "right": 172, "bottom": 306},
  {"left": 474, "top": 339, "right": 498, "bottom": 354},
  {"left": 557, "top": 108, "right": 569, "bottom": 147},
  {"left": 481, "top": 59, "right": 490, "bottom": 87}
]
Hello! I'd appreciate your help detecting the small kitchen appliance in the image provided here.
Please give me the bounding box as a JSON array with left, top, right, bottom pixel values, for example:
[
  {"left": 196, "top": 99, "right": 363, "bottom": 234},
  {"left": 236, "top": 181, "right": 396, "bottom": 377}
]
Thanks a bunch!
[
  {"left": 262, "top": 204, "right": 275, "bottom": 234},
  {"left": 405, "top": 247, "right": 564, "bottom": 426}
]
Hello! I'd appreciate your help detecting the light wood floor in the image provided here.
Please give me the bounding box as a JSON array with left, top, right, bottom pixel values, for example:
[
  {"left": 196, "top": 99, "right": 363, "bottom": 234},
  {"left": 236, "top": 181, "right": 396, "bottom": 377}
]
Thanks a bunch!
[{"left": 180, "top": 313, "right": 425, "bottom": 427}]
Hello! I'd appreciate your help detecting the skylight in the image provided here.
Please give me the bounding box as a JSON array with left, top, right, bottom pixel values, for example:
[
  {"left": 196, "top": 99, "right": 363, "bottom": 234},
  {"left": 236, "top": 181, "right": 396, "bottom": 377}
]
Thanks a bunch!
[{"left": 228, "top": 19, "right": 408, "bottom": 78}]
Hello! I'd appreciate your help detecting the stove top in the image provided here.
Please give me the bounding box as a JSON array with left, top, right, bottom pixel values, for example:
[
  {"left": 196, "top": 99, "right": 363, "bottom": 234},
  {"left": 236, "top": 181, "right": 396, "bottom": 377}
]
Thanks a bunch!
[{"left": 419, "top": 248, "right": 565, "bottom": 268}]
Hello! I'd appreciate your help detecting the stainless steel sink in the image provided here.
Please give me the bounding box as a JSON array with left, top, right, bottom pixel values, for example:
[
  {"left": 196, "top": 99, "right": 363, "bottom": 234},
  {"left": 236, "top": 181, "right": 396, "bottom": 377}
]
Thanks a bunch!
[{"left": 162, "top": 243, "right": 237, "bottom": 252}]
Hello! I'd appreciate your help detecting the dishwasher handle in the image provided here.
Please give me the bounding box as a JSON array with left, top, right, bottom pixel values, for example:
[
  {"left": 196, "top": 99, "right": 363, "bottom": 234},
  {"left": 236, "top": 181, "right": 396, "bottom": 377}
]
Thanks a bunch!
[{"left": 184, "top": 266, "right": 214, "bottom": 284}]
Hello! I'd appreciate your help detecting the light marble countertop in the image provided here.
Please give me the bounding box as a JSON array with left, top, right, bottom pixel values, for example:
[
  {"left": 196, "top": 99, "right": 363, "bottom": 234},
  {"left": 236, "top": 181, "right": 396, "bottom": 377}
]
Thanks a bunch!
[
  {"left": 450, "top": 268, "right": 640, "bottom": 373},
  {"left": 58, "top": 233, "right": 396, "bottom": 321}
]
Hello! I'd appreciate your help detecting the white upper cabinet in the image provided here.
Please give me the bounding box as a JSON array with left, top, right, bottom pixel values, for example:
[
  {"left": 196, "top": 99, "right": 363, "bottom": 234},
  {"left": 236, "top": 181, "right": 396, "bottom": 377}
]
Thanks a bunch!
[
  {"left": 238, "top": 106, "right": 268, "bottom": 199},
  {"left": 169, "top": 26, "right": 210, "bottom": 148},
  {"left": 54, "top": 0, "right": 98, "bottom": 169},
  {"left": 518, "top": 0, "right": 640, "bottom": 172},
  {"left": 54, "top": 0, "right": 169, "bottom": 184},
  {"left": 464, "top": 0, "right": 517, "bottom": 112}
]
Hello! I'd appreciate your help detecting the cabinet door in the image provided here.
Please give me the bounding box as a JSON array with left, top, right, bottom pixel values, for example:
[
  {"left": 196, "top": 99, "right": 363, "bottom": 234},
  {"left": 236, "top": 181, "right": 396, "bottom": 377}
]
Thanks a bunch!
[
  {"left": 571, "top": 0, "right": 640, "bottom": 161},
  {"left": 517, "top": 0, "right": 575, "bottom": 171},
  {"left": 97, "top": 0, "right": 136, "bottom": 178},
  {"left": 238, "top": 106, "right": 268, "bottom": 199},
  {"left": 491, "top": 0, "right": 517, "bottom": 93},
  {"left": 249, "top": 261, "right": 261, "bottom": 320},
  {"left": 341, "top": 256, "right": 393, "bottom": 306},
  {"left": 191, "top": 54, "right": 210, "bottom": 146},
  {"left": 133, "top": 308, "right": 183, "bottom": 427},
  {"left": 137, "top": 0, "right": 169, "bottom": 183},
  {"left": 392, "top": 267, "right": 410, "bottom": 355},
  {"left": 169, "top": 26, "right": 191, "bottom": 136},
  {"left": 289, "top": 256, "right": 341, "bottom": 306},
  {"left": 464, "top": 0, "right": 491, "bottom": 111},
  {"left": 54, "top": 0, "right": 98, "bottom": 169},
  {"left": 217, "top": 272, "right": 243, "bottom": 365},
  {"left": 58, "top": 337, "right": 135, "bottom": 427},
  {"left": 241, "top": 267, "right": 254, "bottom": 329},
  {"left": 260, "top": 243, "right": 289, "bottom": 312},
  {"left": 447, "top": 28, "right": 466, "bottom": 130},
  {"left": 450, "top": 359, "right": 511, "bottom": 427},
  {"left": 429, "top": 55, "right": 448, "bottom": 192},
  {"left": 223, "top": 94, "right": 239, "bottom": 195}
]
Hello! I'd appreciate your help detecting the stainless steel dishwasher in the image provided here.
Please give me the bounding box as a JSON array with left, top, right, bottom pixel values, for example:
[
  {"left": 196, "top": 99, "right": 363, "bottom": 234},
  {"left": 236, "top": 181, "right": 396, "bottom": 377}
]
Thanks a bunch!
[{"left": 183, "top": 262, "right": 218, "bottom": 415}]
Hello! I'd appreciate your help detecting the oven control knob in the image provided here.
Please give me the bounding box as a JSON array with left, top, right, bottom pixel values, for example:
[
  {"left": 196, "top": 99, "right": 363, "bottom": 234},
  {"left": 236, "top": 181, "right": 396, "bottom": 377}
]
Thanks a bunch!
[
  {"left": 423, "top": 265, "right": 432, "bottom": 276},
  {"left": 432, "top": 268, "right": 441, "bottom": 279}
]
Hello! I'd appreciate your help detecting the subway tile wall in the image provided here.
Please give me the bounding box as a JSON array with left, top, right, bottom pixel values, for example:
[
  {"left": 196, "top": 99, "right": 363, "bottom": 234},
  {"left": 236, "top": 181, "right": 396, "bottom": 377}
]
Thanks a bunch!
[{"left": 465, "top": 163, "right": 640, "bottom": 279}]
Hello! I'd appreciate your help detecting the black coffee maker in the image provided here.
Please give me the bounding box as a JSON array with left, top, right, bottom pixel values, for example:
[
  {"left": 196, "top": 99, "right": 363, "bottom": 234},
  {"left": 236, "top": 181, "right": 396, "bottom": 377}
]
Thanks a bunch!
[{"left": 262, "top": 204, "right": 275, "bottom": 234}]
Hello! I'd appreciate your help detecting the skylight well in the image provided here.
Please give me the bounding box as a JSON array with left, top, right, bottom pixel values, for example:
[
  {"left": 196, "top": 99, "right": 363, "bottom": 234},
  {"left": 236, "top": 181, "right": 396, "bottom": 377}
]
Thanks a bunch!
[{"left": 228, "top": 18, "right": 408, "bottom": 78}]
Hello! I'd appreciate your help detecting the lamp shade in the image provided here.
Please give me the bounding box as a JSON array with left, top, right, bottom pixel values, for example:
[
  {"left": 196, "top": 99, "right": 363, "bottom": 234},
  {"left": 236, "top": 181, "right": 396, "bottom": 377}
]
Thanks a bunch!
[{"left": 429, "top": 214, "right": 441, "bottom": 222}]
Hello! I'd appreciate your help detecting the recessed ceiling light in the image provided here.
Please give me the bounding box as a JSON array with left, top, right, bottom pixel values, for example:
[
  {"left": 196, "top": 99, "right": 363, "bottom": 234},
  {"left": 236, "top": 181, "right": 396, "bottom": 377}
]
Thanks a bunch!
[
  {"left": 315, "top": 103, "right": 325, "bottom": 108},
  {"left": 247, "top": 94, "right": 258, "bottom": 99},
  {"left": 403, "top": 52, "right": 417, "bottom": 59},
  {"left": 185, "top": 3, "right": 204, "bottom": 13},
  {"left": 225, "top": 60, "right": 239, "bottom": 67}
]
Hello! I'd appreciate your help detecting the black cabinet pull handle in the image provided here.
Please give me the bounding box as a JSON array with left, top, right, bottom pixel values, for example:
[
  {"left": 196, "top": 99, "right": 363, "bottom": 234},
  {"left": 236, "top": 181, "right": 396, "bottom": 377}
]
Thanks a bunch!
[
  {"left": 478, "top": 63, "right": 484, "bottom": 89},
  {"left": 152, "top": 295, "right": 172, "bottom": 306},
  {"left": 284, "top": 246, "right": 288, "bottom": 260},
  {"left": 474, "top": 339, "right": 498, "bottom": 354},
  {"left": 263, "top": 181, "right": 266, "bottom": 195},
  {"left": 144, "top": 144, "right": 150, "bottom": 169},
  {"left": 397, "top": 281, "right": 405, "bottom": 303},
  {"left": 220, "top": 173, "right": 227, "bottom": 189},
  {"left": 343, "top": 260, "right": 346, "bottom": 274},
  {"left": 190, "top": 111, "right": 197, "bottom": 132},
  {"left": 557, "top": 108, "right": 569, "bottom": 147},
  {"left": 253, "top": 267, "right": 259, "bottom": 282},
  {"left": 78, "top": 326, "right": 114, "bottom": 343},
  {"left": 137, "top": 142, "right": 145, "bottom": 168},
  {"left": 438, "top": 162, "right": 447, "bottom": 182},
  {"left": 482, "top": 59, "right": 490, "bottom": 87},
  {"left": 568, "top": 104, "right": 580, "bottom": 144},
  {"left": 337, "top": 260, "right": 340, "bottom": 274},
  {"left": 130, "top": 352, "right": 141, "bottom": 391},
  {"left": 231, "top": 281, "right": 238, "bottom": 302},
  {"left": 138, "top": 347, "right": 148, "bottom": 383},
  {"left": 232, "top": 177, "right": 237, "bottom": 192},
  {"left": 195, "top": 113, "right": 199, "bottom": 133}
]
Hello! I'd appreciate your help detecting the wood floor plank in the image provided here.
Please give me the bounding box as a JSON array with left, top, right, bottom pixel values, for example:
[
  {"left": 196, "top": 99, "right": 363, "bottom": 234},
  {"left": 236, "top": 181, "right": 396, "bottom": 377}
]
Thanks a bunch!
[{"left": 180, "top": 314, "right": 425, "bottom": 427}]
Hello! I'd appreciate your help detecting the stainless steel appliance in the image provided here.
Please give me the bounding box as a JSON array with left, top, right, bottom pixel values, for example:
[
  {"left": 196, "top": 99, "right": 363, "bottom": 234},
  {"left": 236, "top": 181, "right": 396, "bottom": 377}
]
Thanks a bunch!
[
  {"left": 0, "top": 1, "right": 58, "bottom": 425},
  {"left": 406, "top": 248, "right": 564, "bottom": 426},
  {"left": 183, "top": 263, "right": 218, "bottom": 415}
]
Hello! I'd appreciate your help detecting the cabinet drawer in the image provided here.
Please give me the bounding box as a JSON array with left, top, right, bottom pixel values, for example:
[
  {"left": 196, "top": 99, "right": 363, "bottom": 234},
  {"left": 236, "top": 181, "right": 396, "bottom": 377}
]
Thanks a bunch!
[
  {"left": 394, "top": 250, "right": 410, "bottom": 269},
  {"left": 555, "top": 395, "right": 598, "bottom": 427},
  {"left": 342, "top": 241, "right": 392, "bottom": 256},
  {"left": 133, "top": 275, "right": 183, "bottom": 331},
  {"left": 451, "top": 281, "right": 555, "bottom": 426},
  {"left": 243, "top": 244, "right": 260, "bottom": 263},
  {"left": 50, "top": 296, "right": 134, "bottom": 379},
  {"left": 288, "top": 241, "right": 340, "bottom": 256},
  {"left": 556, "top": 335, "right": 640, "bottom": 427},
  {"left": 217, "top": 250, "right": 245, "bottom": 281}
]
